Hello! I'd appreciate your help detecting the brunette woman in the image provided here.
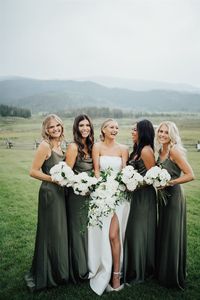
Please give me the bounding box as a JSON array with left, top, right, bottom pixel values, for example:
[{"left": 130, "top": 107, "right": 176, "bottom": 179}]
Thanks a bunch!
[
  {"left": 124, "top": 119, "right": 157, "bottom": 284},
  {"left": 65, "top": 114, "right": 94, "bottom": 283}
]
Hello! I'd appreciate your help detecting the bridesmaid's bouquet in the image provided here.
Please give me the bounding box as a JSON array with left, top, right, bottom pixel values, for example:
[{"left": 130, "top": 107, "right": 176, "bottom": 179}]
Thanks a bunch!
[
  {"left": 50, "top": 161, "right": 75, "bottom": 187},
  {"left": 72, "top": 172, "right": 98, "bottom": 196},
  {"left": 118, "top": 165, "right": 144, "bottom": 191},
  {"left": 143, "top": 166, "right": 171, "bottom": 205},
  {"left": 144, "top": 166, "right": 171, "bottom": 188}
]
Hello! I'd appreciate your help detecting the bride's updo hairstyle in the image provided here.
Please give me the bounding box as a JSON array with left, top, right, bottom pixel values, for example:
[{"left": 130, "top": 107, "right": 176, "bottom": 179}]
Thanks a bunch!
[
  {"left": 100, "top": 118, "right": 116, "bottom": 141},
  {"left": 42, "top": 114, "right": 64, "bottom": 144},
  {"left": 155, "top": 121, "right": 186, "bottom": 155}
]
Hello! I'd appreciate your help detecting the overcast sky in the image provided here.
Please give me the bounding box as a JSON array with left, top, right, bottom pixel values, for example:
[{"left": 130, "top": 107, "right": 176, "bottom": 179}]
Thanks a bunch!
[{"left": 1, "top": 0, "right": 200, "bottom": 87}]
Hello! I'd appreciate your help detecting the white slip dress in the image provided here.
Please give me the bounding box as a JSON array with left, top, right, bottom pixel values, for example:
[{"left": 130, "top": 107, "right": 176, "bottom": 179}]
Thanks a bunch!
[{"left": 88, "top": 156, "right": 130, "bottom": 295}]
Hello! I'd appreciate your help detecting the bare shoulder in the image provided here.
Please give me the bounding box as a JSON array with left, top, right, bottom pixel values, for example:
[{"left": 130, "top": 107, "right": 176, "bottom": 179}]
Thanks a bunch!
[
  {"left": 118, "top": 143, "right": 129, "bottom": 153},
  {"left": 67, "top": 142, "right": 78, "bottom": 152},
  {"left": 93, "top": 141, "right": 103, "bottom": 151},
  {"left": 141, "top": 145, "right": 154, "bottom": 154},
  {"left": 38, "top": 140, "right": 51, "bottom": 152},
  {"left": 170, "top": 145, "right": 184, "bottom": 160}
]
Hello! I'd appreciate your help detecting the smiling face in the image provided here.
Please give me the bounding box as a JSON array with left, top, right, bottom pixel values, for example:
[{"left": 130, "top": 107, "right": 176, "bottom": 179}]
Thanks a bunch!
[
  {"left": 131, "top": 123, "right": 138, "bottom": 144},
  {"left": 157, "top": 124, "right": 171, "bottom": 145},
  {"left": 103, "top": 120, "right": 119, "bottom": 140},
  {"left": 78, "top": 118, "right": 91, "bottom": 139},
  {"left": 47, "top": 119, "right": 62, "bottom": 139}
]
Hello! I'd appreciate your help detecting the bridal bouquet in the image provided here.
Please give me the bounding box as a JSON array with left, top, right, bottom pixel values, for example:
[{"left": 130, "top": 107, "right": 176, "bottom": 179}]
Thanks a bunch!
[
  {"left": 50, "top": 161, "right": 75, "bottom": 187},
  {"left": 143, "top": 166, "right": 171, "bottom": 205},
  {"left": 72, "top": 172, "right": 98, "bottom": 196},
  {"left": 88, "top": 168, "right": 124, "bottom": 228}
]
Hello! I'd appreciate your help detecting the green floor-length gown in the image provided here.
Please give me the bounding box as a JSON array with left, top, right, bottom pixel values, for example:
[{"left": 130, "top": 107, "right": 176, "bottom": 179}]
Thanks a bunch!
[
  {"left": 156, "top": 157, "right": 186, "bottom": 290},
  {"left": 67, "top": 155, "right": 93, "bottom": 283},
  {"left": 124, "top": 159, "right": 157, "bottom": 283},
  {"left": 25, "top": 151, "right": 69, "bottom": 291}
]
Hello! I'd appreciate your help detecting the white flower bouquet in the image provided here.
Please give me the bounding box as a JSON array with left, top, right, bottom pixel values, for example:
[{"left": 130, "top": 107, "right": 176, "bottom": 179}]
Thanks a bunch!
[
  {"left": 50, "top": 161, "right": 75, "bottom": 187},
  {"left": 144, "top": 166, "right": 171, "bottom": 205},
  {"left": 72, "top": 172, "right": 98, "bottom": 196},
  {"left": 144, "top": 166, "right": 171, "bottom": 188},
  {"left": 119, "top": 165, "right": 144, "bottom": 191},
  {"left": 88, "top": 168, "right": 122, "bottom": 228}
]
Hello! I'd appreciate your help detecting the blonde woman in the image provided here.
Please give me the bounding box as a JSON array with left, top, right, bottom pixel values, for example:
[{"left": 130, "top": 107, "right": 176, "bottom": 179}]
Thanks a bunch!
[
  {"left": 155, "top": 121, "right": 194, "bottom": 290},
  {"left": 88, "top": 118, "right": 130, "bottom": 295},
  {"left": 25, "top": 114, "right": 69, "bottom": 291}
]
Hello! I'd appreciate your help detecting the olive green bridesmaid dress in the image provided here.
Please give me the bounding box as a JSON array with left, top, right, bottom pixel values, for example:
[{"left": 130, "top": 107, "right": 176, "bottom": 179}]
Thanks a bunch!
[
  {"left": 156, "top": 157, "right": 186, "bottom": 290},
  {"left": 25, "top": 151, "right": 69, "bottom": 291},
  {"left": 124, "top": 159, "right": 157, "bottom": 283},
  {"left": 67, "top": 156, "right": 93, "bottom": 283}
]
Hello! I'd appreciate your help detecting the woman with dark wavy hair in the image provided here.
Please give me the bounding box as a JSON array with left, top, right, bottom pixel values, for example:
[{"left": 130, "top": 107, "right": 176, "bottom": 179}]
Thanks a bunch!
[
  {"left": 123, "top": 119, "right": 157, "bottom": 284},
  {"left": 65, "top": 114, "right": 94, "bottom": 283}
]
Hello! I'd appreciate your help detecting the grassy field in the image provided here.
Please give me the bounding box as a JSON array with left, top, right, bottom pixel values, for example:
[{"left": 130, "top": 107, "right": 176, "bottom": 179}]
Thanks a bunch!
[{"left": 0, "top": 115, "right": 200, "bottom": 300}]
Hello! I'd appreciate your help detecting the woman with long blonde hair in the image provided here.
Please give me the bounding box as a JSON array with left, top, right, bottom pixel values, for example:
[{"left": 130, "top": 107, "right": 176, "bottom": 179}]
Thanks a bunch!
[
  {"left": 155, "top": 121, "right": 194, "bottom": 290},
  {"left": 25, "top": 114, "right": 69, "bottom": 291}
]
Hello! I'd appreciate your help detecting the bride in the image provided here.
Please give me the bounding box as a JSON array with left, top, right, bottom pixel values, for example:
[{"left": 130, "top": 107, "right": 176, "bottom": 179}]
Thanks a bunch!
[{"left": 88, "top": 118, "right": 130, "bottom": 295}]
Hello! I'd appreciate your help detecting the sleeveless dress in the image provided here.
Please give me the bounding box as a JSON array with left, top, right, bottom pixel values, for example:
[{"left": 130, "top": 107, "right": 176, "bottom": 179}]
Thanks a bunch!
[
  {"left": 156, "top": 156, "right": 186, "bottom": 290},
  {"left": 88, "top": 156, "right": 130, "bottom": 295},
  {"left": 123, "top": 159, "right": 157, "bottom": 283},
  {"left": 67, "top": 156, "right": 93, "bottom": 283},
  {"left": 25, "top": 151, "right": 69, "bottom": 291}
]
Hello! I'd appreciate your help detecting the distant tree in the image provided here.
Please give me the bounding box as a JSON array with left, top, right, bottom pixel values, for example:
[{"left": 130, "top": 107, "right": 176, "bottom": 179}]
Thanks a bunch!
[{"left": 0, "top": 104, "right": 31, "bottom": 118}]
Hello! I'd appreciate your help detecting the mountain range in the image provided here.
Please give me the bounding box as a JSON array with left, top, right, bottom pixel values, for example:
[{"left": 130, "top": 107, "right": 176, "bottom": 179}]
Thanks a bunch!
[{"left": 0, "top": 76, "right": 200, "bottom": 113}]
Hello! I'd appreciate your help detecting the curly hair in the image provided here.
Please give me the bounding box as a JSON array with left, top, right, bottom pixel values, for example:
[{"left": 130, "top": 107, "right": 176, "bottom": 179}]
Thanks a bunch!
[{"left": 73, "top": 114, "right": 94, "bottom": 158}]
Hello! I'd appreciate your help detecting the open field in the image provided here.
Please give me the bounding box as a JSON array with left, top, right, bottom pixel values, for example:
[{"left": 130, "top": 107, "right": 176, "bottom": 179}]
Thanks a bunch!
[{"left": 0, "top": 115, "right": 200, "bottom": 300}]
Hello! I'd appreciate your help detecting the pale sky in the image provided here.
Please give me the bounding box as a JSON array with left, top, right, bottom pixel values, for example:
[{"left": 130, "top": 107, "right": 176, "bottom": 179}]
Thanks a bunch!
[{"left": 1, "top": 0, "right": 200, "bottom": 87}]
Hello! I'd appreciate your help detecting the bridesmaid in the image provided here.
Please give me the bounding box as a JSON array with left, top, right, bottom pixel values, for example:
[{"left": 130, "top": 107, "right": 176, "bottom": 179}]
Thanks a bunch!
[
  {"left": 124, "top": 119, "right": 157, "bottom": 284},
  {"left": 25, "top": 114, "right": 69, "bottom": 291},
  {"left": 155, "top": 121, "right": 194, "bottom": 289},
  {"left": 65, "top": 114, "right": 94, "bottom": 283}
]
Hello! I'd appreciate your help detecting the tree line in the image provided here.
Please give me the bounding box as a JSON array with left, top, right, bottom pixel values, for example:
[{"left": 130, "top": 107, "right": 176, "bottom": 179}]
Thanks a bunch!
[
  {"left": 57, "top": 106, "right": 198, "bottom": 119},
  {"left": 0, "top": 104, "right": 31, "bottom": 118}
]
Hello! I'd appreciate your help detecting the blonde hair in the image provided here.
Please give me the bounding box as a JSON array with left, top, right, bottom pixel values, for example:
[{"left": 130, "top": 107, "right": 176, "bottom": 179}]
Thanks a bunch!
[
  {"left": 100, "top": 118, "right": 117, "bottom": 141},
  {"left": 155, "top": 121, "right": 186, "bottom": 155},
  {"left": 41, "top": 114, "right": 64, "bottom": 145}
]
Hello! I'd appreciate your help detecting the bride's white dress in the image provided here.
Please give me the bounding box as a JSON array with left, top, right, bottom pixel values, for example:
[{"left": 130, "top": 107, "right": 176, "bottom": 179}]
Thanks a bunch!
[{"left": 88, "top": 156, "right": 130, "bottom": 295}]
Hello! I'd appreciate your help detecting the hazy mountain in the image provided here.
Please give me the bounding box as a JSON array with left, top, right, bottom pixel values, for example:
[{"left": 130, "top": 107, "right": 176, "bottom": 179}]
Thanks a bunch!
[
  {"left": 78, "top": 76, "right": 200, "bottom": 93},
  {"left": 0, "top": 77, "right": 200, "bottom": 113}
]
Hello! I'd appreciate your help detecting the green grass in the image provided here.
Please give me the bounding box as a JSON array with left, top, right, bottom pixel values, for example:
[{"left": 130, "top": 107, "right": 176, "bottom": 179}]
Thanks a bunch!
[{"left": 0, "top": 115, "right": 200, "bottom": 299}]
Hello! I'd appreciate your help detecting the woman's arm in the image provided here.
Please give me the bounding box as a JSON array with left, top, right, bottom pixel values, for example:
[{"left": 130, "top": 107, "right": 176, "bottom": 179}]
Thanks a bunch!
[
  {"left": 92, "top": 143, "right": 101, "bottom": 178},
  {"left": 29, "top": 141, "right": 52, "bottom": 182},
  {"left": 121, "top": 145, "right": 129, "bottom": 168},
  {"left": 141, "top": 146, "right": 155, "bottom": 170},
  {"left": 65, "top": 143, "right": 78, "bottom": 169},
  {"left": 168, "top": 147, "right": 195, "bottom": 185}
]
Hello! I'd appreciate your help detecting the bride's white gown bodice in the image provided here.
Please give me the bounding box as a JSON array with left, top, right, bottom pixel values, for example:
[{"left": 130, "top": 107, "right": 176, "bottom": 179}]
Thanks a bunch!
[
  {"left": 88, "top": 156, "right": 130, "bottom": 295},
  {"left": 99, "top": 155, "right": 122, "bottom": 172}
]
